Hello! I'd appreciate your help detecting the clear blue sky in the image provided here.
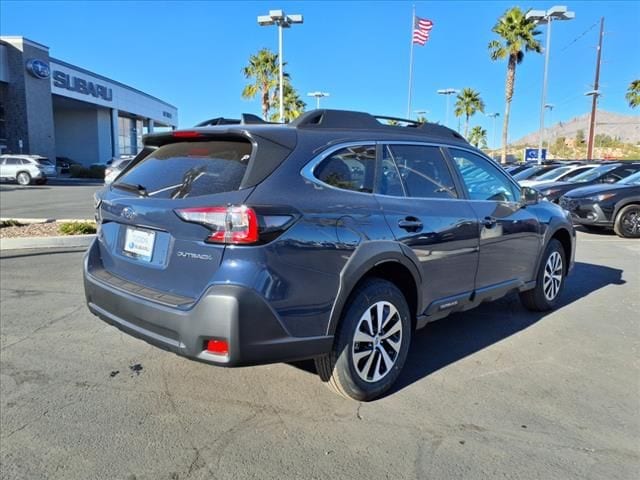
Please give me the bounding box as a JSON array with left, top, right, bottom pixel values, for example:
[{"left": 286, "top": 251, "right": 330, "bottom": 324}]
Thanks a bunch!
[{"left": 2, "top": 0, "right": 639, "bottom": 146}]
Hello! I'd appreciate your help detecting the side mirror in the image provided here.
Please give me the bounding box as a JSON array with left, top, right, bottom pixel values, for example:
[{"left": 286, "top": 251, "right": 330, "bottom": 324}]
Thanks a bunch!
[{"left": 521, "top": 186, "right": 540, "bottom": 206}]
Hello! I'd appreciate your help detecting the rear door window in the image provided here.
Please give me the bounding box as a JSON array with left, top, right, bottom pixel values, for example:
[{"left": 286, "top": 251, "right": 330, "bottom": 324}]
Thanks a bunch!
[
  {"left": 114, "top": 140, "right": 252, "bottom": 199},
  {"left": 384, "top": 145, "right": 458, "bottom": 199}
]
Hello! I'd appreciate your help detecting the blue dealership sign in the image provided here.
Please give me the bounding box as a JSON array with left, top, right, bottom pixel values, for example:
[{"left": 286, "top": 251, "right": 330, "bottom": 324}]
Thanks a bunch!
[
  {"left": 524, "top": 148, "right": 546, "bottom": 161},
  {"left": 25, "top": 59, "right": 51, "bottom": 79}
]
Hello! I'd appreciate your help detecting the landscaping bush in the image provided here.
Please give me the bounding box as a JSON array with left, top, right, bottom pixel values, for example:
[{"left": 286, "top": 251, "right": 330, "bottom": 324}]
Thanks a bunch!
[
  {"left": 0, "top": 220, "right": 23, "bottom": 228},
  {"left": 69, "top": 164, "right": 106, "bottom": 179},
  {"left": 58, "top": 221, "right": 97, "bottom": 235}
]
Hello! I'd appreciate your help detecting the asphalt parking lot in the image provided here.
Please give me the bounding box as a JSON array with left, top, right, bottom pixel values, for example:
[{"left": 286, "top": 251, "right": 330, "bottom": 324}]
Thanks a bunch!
[
  {"left": 0, "top": 180, "right": 102, "bottom": 219},
  {"left": 1, "top": 231, "right": 638, "bottom": 480}
]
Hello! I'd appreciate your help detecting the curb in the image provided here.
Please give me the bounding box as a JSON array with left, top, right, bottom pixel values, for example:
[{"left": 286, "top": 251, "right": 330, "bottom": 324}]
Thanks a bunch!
[
  {"left": 0, "top": 234, "right": 95, "bottom": 251},
  {"left": 0, "top": 217, "right": 95, "bottom": 224}
]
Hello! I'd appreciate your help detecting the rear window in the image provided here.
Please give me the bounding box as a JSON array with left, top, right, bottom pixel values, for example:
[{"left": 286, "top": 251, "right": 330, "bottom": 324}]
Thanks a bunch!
[
  {"left": 114, "top": 140, "right": 252, "bottom": 199},
  {"left": 36, "top": 158, "right": 53, "bottom": 166}
]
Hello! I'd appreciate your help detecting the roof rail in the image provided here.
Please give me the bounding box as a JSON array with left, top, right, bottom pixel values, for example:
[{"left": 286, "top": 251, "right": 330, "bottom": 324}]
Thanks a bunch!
[
  {"left": 291, "top": 109, "right": 466, "bottom": 141},
  {"left": 194, "top": 113, "right": 273, "bottom": 127}
]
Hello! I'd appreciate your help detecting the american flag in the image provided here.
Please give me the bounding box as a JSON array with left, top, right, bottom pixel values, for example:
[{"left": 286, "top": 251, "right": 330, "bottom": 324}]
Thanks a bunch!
[{"left": 413, "top": 16, "right": 434, "bottom": 46}]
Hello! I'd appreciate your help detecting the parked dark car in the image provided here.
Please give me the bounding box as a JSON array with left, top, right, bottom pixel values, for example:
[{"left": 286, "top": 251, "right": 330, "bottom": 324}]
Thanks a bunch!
[
  {"left": 535, "top": 162, "right": 640, "bottom": 203},
  {"left": 512, "top": 164, "right": 564, "bottom": 182},
  {"left": 84, "top": 110, "right": 576, "bottom": 401},
  {"left": 560, "top": 170, "right": 640, "bottom": 237}
]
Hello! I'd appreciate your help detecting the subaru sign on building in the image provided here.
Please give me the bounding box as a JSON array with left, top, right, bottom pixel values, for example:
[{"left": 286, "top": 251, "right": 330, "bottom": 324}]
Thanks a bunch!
[{"left": 0, "top": 36, "right": 178, "bottom": 165}]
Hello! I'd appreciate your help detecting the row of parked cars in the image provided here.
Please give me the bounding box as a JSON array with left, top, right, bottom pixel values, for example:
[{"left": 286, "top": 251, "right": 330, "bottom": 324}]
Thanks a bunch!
[{"left": 504, "top": 160, "right": 640, "bottom": 238}]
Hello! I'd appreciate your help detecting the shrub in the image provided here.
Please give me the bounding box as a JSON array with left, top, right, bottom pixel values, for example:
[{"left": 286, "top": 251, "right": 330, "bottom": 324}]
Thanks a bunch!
[
  {"left": 58, "top": 221, "right": 97, "bottom": 235},
  {"left": 69, "top": 164, "right": 106, "bottom": 179},
  {"left": 0, "top": 219, "right": 23, "bottom": 228}
]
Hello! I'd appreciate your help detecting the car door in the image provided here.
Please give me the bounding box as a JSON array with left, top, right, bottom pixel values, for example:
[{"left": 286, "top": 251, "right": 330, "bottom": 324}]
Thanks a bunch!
[
  {"left": 4, "top": 158, "right": 20, "bottom": 179},
  {"left": 446, "top": 147, "right": 541, "bottom": 291},
  {"left": 374, "top": 143, "right": 479, "bottom": 314},
  {"left": 0, "top": 158, "right": 7, "bottom": 179}
]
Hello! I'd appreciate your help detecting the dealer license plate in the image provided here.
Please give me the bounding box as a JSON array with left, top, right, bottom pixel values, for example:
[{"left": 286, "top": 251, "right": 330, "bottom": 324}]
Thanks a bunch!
[{"left": 123, "top": 227, "right": 155, "bottom": 262}]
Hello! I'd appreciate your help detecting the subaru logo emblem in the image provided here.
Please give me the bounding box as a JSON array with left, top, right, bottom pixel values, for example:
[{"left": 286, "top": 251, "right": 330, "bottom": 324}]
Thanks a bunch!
[
  {"left": 121, "top": 207, "right": 136, "bottom": 220},
  {"left": 26, "top": 59, "right": 51, "bottom": 79}
]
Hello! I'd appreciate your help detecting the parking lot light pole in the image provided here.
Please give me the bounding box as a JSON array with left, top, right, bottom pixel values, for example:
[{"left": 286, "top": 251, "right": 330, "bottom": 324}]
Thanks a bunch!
[
  {"left": 307, "top": 91, "right": 329, "bottom": 109},
  {"left": 526, "top": 6, "right": 575, "bottom": 164},
  {"left": 437, "top": 88, "right": 458, "bottom": 128},
  {"left": 257, "top": 10, "right": 303, "bottom": 123}
]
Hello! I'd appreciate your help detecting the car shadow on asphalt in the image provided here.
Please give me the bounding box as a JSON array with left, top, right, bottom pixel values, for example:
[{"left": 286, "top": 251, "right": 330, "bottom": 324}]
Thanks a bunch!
[{"left": 288, "top": 261, "right": 625, "bottom": 398}]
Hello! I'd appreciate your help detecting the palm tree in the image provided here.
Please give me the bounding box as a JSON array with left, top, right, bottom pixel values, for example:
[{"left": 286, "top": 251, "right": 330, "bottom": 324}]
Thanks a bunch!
[
  {"left": 269, "top": 82, "right": 306, "bottom": 122},
  {"left": 626, "top": 80, "right": 640, "bottom": 108},
  {"left": 454, "top": 88, "right": 485, "bottom": 138},
  {"left": 242, "top": 49, "right": 282, "bottom": 120},
  {"left": 416, "top": 115, "right": 428, "bottom": 124},
  {"left": 469, "top": 126, "right": 488, "bottom": 148},
  {"left": 488, "top": 7, "right": 542, "bottom": 163}
]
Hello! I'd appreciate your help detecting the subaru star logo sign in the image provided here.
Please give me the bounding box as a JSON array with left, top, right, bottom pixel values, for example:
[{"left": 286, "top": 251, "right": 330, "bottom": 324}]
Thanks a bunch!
[
  {"left": 121, "top": 207, "right": 136, "bottom": 220},
  {"left": 26, "top": 59, "right": 51, "bottom": 79}
]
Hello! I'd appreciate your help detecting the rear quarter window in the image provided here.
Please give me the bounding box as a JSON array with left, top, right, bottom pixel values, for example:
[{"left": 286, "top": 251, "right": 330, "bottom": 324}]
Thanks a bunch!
[{"left": 114, "top": 140, "right": 252, "bottom": 199}]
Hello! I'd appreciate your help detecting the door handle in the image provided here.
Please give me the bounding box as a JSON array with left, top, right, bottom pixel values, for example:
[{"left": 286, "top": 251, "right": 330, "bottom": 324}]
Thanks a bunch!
[
  {"left": 398, "top": 217, "right": 423, "bottom": 232},
  {"left": 483, "top": 216, "right": 497, "bottom": 228}
]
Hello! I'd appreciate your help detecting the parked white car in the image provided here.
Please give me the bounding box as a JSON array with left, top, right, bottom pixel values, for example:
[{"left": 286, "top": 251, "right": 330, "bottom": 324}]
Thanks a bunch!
[
  {"left": 0, "top": 154, "right": 58, "bottom": 185},
  {"left": 519, "top": 164, "right": 597, "bottom": 188},
  {"left": 104, "top": 157, "right": 134, "bottom": 184}
]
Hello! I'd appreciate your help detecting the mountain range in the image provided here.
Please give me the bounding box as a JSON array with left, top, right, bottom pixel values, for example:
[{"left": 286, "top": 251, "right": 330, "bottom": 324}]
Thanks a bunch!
[{"left": 513, "top": 111, "right": 640, "bottom": 146}]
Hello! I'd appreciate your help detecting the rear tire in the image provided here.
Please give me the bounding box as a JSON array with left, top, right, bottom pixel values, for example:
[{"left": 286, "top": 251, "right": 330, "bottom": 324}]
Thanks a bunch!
[
  {"left": 16, "top": 172, "right": 31, "bottom": 186},
  {"left": 315, "top": 278, "right": 411, "bottom": 401},
  {"left": 613, "top": 204, "right": 640, "bottom": 238},
  {"left": 520, "top": 239, "right": 566, "bottom": 312}
]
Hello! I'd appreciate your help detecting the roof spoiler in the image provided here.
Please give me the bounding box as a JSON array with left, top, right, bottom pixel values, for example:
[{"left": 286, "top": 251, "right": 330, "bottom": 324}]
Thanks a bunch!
[
  {"left": 291, "top": 109, "right": 465, "bottom": 140},
  {"left": 194, "top": 113, "right": 275, "bottom": 127}
]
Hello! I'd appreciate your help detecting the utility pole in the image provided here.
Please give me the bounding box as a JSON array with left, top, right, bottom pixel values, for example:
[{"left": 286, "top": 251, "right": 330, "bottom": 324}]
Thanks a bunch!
[{"left": 587, "top": 17, "right": 604, "bottom": 161}]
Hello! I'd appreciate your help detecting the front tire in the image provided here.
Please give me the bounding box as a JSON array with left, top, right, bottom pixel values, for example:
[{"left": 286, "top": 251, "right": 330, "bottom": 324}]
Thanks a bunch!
[
  {"left": 613, "top": 205, "right": 640, "bottom": 238},
  {"left": 16, "top": 172, "right": 31, "bottom": 186},
  {"left": 315, "top": 278, "right": 411, "bottom": 401},
  {"left": 520, "top": 239, "right": 566, "bottom": 312}
]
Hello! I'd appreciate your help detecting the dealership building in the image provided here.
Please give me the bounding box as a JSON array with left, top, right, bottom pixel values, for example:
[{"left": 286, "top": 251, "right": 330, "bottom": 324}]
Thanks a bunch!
[{"left": 0, "top": 36, "right": 178, "bottom": 165}]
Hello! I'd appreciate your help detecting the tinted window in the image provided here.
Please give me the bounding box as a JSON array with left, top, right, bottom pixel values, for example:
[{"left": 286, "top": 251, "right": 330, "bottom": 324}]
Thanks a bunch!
[
  {"left": 386, "top": 145, "right": 457, "bottom": 198},
  {"left": 533, "top": 166, "right": 572, "bottom": 181},
  {"left": 5, "top": 158, "right": 20, "bottom": 165},
  {"left": 378, "top": 146, "right": 405, "bottom": 196},
  {"left": 315, "top": 145, "right": 375, "bottom": 193},
  {"left": 450, "top": 149, "right": 518, "bottom": 202},
  {"left": 572, "top": 164, "right": 618, "bottom": 183},
  {"left": 115, "top": 140, "right": 251, "bottom": 199},
  {"left": 36, "top": 158, "right": 53, "bottom": 166}
]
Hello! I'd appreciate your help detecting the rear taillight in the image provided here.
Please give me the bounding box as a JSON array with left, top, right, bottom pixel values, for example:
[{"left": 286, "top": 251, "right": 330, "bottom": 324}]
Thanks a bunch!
[{"left": 175, "top": 205, "right": 259, "bottom": 244}]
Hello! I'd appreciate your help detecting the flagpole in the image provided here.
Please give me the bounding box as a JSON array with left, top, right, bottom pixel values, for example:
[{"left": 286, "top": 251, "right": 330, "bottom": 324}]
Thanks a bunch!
[{"left": 407, "top": 5, "right": 415, "bottom": 119}]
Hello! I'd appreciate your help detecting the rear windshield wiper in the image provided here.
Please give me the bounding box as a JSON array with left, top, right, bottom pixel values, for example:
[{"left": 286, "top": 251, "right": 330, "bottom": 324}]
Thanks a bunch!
[{"left": 112, "top": 182, "right": 148, "bottom": 197}]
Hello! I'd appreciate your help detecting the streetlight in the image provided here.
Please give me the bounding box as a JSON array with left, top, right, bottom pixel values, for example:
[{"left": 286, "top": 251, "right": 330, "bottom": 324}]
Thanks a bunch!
[
  {"left": 436, "top": 88, "right": 458, "bottom": 128},
  {"left": 526, "top": 5, "right": 575, "bottom": 164},
  {"left": 257, "top": 9, "right": 303, "bottom": 123},
  {"left": 414, "top": 109, "right": 429, "bottom": 122},
  {"left": 307, "top": 91, "right": 329, "bottom": 109},
  {"left": 486, "top": 112, "right": 500, "bottom": 157}
]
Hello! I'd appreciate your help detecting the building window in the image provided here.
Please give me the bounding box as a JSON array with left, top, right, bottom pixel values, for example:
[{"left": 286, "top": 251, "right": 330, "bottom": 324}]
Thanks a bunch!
[{"left": 117, "top": 116, "right": 144, "bottom": 156}]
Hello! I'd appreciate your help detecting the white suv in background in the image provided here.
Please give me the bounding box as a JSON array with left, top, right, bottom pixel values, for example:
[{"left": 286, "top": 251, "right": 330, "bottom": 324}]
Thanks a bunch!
[{"left": 0, "top": 154, "right": 58, "bottom": 185}]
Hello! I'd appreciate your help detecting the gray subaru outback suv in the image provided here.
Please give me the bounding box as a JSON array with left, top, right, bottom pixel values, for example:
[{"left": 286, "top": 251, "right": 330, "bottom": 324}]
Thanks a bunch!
[{"left": 84, "top": 110, "right": 575, "bottom": 400}]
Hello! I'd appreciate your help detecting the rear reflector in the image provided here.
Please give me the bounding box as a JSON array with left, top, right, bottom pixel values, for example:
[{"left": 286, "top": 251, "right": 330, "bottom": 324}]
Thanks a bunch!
[
  {"left": 175, "top": 205, "right": 259, "bottom": 244},
  {"left": 206, "top": 339, "right": 229, "bottom": 356},
  {"left": 172, "top": 131, "right": 201, "bottom": 138}
]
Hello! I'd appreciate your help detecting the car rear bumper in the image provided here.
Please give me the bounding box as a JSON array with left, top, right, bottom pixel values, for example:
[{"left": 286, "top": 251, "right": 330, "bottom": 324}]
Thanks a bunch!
[{"left": 83, "top": 240, "right": 332, "bottom": 367}]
